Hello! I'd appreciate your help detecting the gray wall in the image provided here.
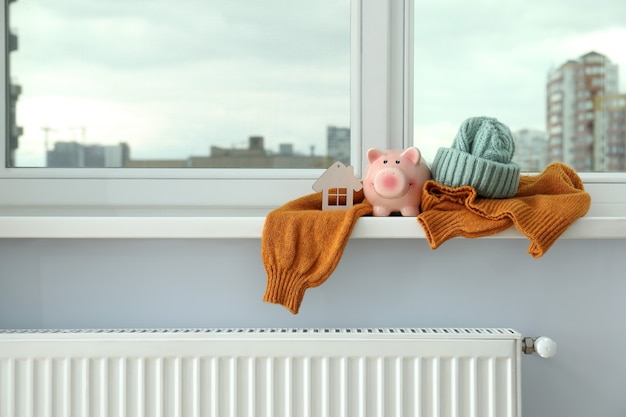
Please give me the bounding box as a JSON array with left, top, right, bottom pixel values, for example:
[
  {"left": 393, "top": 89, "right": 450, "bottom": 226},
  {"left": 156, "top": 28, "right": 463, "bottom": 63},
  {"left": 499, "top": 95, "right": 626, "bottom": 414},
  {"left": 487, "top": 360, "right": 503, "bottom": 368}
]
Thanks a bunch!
[{"left": 0, "top": 237, "right": 624, "bottom": 416}]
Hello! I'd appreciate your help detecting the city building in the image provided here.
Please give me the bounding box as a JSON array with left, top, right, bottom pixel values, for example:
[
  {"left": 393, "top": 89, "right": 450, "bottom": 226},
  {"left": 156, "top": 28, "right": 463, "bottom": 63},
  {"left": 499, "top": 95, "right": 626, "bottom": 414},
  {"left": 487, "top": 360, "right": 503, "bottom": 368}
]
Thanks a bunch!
[
  {"left": 327, "top": 126, "right": 350, "bottom": 165},
  {"left": 7, "top": 0, "right": 23, "bottom": 168},
  {"left": 546, "top": 51, "right": 620, "bottom": 171},
  {"left": 125, "top": 159, "right": 188, "bottom": 168},
  {"left": 189, "top": 136, "right": 332, "bottom": 168},
  {"left": 593, "top": 94, "right": 626, "bottom": 171},
  {"left": 513, "top": 129, "right": 548, "bottom": 172},
  {"left": 205, "top": 136, "right": 270, "bottom": 168},
  {"left": 45, "top": 136, "right": 334, "bottom": 169},
  {"left": 279, "top": 143, "right": 294, "bottom": 156},
  {"left": 47, "top": 142, "right": 129, "bottom": 168}
]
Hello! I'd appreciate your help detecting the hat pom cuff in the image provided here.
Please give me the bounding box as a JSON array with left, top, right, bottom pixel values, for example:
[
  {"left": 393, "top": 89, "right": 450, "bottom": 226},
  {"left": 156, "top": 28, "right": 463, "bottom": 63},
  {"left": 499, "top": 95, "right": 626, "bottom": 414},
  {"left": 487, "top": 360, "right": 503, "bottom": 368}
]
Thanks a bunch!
[{"left": 431, "top": 148, "right": 520, "bottom": 199}]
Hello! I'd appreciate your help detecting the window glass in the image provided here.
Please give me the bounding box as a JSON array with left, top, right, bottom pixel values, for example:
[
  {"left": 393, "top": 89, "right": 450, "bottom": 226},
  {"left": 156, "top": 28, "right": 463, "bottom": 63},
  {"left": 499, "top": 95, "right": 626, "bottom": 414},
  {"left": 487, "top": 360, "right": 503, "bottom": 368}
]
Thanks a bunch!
[
  {"left": 8, "top": 0, "right": 350, "bottom": 169},
  {"left": 414, "top": 0, "right": 626, "bottom": 172}
]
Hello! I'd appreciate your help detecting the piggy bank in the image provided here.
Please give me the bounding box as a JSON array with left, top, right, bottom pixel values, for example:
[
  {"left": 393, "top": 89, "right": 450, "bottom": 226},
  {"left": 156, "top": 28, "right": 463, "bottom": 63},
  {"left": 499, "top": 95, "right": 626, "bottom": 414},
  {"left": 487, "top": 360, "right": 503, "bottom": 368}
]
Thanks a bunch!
[{"left": 363, "top": 147, "right": 431, "bottom": 216}]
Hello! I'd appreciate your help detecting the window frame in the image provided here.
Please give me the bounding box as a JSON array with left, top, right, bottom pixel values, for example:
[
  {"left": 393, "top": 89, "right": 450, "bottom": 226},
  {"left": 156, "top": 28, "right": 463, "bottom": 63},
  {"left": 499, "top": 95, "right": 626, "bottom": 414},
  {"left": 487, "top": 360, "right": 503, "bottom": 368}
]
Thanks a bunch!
[
  {"left": 1, "top": 0, "right": 624, "bottom": 213},
  {"left": 0, "top": 0, "right": 411, "bottom": 209}
]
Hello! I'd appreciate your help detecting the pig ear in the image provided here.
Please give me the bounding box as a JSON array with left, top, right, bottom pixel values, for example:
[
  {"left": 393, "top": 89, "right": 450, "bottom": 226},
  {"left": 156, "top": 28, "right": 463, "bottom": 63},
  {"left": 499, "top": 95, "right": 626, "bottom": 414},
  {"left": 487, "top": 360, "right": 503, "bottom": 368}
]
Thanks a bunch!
[
  {"left": 367, "top": 148, "right": 384, "bottom": 164},
  {"left": 401, "top": 147, "right": 421, "bottom": 165}
]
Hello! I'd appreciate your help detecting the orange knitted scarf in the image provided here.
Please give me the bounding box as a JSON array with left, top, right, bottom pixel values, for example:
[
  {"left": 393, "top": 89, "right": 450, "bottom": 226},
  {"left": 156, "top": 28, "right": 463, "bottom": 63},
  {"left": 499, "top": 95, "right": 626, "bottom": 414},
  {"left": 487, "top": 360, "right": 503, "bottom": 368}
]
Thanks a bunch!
[
  {"left": 417, "top": 163, "right": 591, "bottom": 257},
  {"left": 261, "top": 189, "right": 372, "bottom": 314},
  {"left": 262, "top": 163, "right": 591, "bottom": 314}
]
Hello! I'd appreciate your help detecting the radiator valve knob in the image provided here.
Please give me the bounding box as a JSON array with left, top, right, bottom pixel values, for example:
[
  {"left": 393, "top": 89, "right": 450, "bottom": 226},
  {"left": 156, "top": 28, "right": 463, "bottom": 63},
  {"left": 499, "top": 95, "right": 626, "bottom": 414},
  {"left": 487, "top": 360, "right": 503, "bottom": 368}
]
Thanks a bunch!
[
  {"left": 534, "top": 336, "right": 557, "bottom": 358},
  {"left": 523, "top": 336, "right": 557, "bottom": 358}
]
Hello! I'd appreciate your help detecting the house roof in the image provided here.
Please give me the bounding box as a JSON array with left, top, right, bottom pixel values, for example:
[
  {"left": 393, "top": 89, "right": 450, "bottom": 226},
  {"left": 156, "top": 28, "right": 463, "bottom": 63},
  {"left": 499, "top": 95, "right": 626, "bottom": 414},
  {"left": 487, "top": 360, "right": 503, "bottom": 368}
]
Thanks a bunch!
[{"left": 312, "top": 161, "right": 362, "bottom": 192}]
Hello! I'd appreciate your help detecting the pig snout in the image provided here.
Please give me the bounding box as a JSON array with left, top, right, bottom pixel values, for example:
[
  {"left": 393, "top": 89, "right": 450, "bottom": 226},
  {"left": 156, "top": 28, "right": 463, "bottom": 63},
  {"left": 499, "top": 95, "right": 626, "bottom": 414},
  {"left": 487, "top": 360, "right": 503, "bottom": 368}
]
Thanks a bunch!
[{"left": 372, "top": 168, "right": 409, "bottom": 198}]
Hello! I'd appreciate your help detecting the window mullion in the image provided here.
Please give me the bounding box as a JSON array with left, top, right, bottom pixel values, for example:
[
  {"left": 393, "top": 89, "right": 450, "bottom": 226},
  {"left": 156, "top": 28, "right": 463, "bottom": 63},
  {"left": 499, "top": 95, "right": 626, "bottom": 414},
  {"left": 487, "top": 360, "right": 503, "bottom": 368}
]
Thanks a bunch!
[{"left": 359, "top": 0, "right": 410, "bottom": 174}]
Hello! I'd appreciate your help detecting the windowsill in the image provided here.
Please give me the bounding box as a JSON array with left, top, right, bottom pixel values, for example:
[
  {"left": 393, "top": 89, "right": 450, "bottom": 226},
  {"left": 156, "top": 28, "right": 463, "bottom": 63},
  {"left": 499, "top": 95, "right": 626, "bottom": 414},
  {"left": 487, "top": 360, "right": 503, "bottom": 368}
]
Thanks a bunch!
[{"left": 0, "top": 206, "right": 624, "bottom": 239}]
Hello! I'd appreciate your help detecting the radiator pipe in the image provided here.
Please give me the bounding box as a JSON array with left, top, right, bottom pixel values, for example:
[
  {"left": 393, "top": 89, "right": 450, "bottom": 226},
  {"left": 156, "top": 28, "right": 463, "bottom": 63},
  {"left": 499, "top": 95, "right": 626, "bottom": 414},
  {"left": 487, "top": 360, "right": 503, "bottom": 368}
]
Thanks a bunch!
[{"left": 522, "top": 336, "right": 557, "bottom": 358}]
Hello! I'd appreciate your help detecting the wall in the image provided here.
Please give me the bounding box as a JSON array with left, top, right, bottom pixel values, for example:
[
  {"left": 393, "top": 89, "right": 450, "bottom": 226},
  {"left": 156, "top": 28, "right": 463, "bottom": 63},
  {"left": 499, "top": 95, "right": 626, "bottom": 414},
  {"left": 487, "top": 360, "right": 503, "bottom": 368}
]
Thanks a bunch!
[{"left": 0, "top": 237, "right": 624, "bottom": 416}]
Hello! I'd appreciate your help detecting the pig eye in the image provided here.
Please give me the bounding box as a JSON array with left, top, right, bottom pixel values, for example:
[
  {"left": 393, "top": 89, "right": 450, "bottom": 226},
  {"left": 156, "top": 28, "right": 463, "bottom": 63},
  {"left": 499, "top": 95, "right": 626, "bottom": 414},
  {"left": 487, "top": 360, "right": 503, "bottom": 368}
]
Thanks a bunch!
[
  {"left": 395, "top": 160, "right": 400, "bottom": 164},
  {"left": 383, "top": 159, "right": 388, "bottom": 164}
]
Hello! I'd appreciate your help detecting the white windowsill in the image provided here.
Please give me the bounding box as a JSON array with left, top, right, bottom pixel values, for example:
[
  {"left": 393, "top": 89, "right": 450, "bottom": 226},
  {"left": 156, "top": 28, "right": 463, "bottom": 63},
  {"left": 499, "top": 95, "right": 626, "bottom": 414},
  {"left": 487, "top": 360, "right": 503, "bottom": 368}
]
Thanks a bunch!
[
  {"left": 0, "top": 206, "right": 624, "bottom": 239},
  {"left": 0, "top": 179, "right": 624, "bottom": 239}
]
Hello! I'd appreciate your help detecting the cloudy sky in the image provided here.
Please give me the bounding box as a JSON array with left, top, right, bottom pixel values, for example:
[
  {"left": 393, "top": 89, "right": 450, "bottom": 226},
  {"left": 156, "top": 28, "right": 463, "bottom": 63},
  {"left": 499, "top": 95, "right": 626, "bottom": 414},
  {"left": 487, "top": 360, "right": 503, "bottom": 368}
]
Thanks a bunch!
[
  {"left": 413, "top": 0, "right": 626, "bottom": 161},
  {"left": 11, "top": 0, "right": 350, "bottom": 166},
  {"left": 10, "top": 0, "right": 626, "bottom": 167}
]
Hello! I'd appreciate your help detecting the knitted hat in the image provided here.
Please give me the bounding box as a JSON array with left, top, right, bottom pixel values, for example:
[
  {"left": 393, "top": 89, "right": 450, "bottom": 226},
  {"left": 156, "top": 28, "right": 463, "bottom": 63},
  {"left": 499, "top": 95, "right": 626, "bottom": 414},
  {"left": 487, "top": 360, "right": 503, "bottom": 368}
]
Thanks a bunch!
[{"left": 431, "top": 117, "right": 520, "bottom": 199}]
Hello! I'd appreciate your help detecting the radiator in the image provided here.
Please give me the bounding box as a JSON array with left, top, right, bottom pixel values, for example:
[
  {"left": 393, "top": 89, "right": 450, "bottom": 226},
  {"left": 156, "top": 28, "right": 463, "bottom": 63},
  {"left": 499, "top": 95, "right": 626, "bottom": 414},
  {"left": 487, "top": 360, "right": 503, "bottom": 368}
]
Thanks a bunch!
[{"left": 0, "top": 328, "right": 554, "bottom": 417}]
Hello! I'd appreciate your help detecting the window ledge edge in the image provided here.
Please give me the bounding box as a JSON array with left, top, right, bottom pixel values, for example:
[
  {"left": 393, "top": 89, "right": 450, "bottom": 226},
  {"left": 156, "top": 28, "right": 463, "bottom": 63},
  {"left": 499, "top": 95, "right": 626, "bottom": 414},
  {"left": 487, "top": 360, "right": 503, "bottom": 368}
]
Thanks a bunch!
[{"left": 0, "top": 214, "right": 624, "bottom": 239}]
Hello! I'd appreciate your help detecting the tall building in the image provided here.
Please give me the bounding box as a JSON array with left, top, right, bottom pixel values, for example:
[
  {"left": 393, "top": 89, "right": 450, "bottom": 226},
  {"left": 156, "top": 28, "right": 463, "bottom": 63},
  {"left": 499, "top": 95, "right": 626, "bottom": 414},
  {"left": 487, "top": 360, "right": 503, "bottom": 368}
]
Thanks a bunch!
[
  {"left": 593, "top": 94, "right": 626, "bottom": 171},
  {"left": 513, "top": 129, "right": 548, "bottom": 172},
  {"left": 546, "top": 51, "right": 619, "bottom": 171},
  {"left": 7, "top": 0, "right": 23, "bottom": 167},
  {"left": 327, "top": 126, "right": 350, "bottom": 165}
]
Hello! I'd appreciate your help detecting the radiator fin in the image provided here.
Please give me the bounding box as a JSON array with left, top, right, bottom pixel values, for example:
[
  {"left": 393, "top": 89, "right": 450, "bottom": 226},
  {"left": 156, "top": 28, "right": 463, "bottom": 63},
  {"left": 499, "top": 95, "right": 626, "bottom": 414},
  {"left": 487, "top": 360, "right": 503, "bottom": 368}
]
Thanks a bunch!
[
  {"left": 0, "top": 329, "right": 521, "bottom": 417},
  {"left": 1, "top": 355, "right": 516, "bottom": 417}
]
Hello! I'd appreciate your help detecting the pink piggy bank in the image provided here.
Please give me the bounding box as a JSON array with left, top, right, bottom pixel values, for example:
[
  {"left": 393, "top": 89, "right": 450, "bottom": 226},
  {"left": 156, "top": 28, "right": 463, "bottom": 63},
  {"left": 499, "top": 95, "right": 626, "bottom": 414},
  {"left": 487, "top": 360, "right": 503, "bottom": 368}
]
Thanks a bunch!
[{"left": 363, "top": 147, "right": 431, "bottom": 216}]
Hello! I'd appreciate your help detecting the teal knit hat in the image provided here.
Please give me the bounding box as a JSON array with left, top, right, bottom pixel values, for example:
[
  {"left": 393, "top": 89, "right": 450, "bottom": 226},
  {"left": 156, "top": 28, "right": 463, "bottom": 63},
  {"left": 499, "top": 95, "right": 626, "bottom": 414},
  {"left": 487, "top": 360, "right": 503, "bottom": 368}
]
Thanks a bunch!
[{"left": 431, "top": 117, "right": 520, "bottom": 198}]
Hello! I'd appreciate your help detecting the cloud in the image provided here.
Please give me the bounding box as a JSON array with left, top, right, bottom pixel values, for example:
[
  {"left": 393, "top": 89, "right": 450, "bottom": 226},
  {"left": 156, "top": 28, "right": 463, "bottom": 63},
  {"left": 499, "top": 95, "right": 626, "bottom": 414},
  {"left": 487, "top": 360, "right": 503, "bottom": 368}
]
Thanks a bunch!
[{"left": 13, "top": 0, "right": 348, "bottom": 70}]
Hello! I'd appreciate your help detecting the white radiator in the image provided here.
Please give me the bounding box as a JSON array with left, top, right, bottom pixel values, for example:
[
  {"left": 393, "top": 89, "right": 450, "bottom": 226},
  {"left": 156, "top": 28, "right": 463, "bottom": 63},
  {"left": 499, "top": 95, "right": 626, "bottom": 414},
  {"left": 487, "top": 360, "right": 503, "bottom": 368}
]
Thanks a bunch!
[{"left": 0, "top": 328, "right": 554, "bottom": 417}]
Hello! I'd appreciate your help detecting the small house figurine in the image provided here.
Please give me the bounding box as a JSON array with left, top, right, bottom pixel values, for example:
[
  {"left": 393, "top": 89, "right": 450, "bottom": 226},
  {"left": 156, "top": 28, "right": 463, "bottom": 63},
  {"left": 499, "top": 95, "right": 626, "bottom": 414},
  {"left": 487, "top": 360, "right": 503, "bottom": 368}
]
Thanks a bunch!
[{"left": 312, "top": 161, "right": 362, "bottom": 211}]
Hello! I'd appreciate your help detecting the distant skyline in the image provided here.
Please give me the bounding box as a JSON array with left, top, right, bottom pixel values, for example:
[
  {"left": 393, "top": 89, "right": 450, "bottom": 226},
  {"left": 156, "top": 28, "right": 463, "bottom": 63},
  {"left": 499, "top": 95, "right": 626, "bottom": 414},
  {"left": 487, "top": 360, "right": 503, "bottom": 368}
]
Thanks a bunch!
[{"left": 10, "top": 0, "right": 626, "bottom": 168}]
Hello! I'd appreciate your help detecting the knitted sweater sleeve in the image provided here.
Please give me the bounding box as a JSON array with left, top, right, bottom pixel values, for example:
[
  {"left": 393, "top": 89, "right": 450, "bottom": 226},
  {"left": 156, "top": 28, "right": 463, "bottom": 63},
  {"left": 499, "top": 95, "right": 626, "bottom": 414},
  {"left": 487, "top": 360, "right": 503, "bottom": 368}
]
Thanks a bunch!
[
  {"left": 417, "top": 163, "right": 591, "bottom": 258},
  {"left": 261, "top": 190, "right": 372, "bottom": 314},
  {"left": 417, "top": 183, "right": 513, "bottom": 248},
  {"left": 479, "top": 162, "right": 591, "bottom": 257}
]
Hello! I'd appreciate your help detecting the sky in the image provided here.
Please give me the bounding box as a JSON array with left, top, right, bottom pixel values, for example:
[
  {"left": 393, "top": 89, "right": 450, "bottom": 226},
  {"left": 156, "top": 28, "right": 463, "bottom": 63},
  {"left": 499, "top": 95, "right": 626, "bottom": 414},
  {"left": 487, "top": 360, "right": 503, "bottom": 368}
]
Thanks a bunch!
[
  {"left": 10, "top": 0, "right": 350, "bottom": 166},
  {"left": 9, "top": 0, "right": 626, "bottom": 167},
  {"left": 413, "top": 0, "right": 626, "bottom": 161}
]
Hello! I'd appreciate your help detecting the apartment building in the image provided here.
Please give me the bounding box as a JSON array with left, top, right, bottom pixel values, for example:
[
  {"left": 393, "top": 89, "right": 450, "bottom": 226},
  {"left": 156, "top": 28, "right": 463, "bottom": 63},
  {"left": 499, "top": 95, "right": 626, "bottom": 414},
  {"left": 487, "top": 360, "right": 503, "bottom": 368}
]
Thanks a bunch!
[
  {"left": 546, "top": 51, "right": 619, "bottom": 171},
  {"left": 513, "top": 129, "right": 548, "bottom": 172},
  {"left": 593, "top": 94, "right": 626, "bottom": 171}
]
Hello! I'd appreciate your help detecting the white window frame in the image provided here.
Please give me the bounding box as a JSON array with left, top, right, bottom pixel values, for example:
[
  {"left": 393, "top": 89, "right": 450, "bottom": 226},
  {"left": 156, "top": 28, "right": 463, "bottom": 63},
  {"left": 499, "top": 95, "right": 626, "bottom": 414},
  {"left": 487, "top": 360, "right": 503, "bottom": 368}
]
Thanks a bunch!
[
  {"left": 0, "top": 0, "right": 411, "bottom": 210},
  {"left": 0, "top": 0, "right": 624, "bottom": 216}
]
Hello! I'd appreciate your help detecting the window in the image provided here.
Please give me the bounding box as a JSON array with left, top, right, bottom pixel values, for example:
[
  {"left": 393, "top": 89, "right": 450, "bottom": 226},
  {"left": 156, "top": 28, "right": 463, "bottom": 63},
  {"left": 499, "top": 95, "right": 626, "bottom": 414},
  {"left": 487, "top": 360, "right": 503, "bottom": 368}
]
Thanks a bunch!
[
  {"left": 8, "top": 1, "right": 350, "bottom": 169},
  {"left": 413, "top": 0, "right": 626, "bottom": 174},
  {"left": 0, "top": 1, "right": 410, "bottom": 209},
  {"left": 2, "top": 0, "right": 624, "bottom": 213}
]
